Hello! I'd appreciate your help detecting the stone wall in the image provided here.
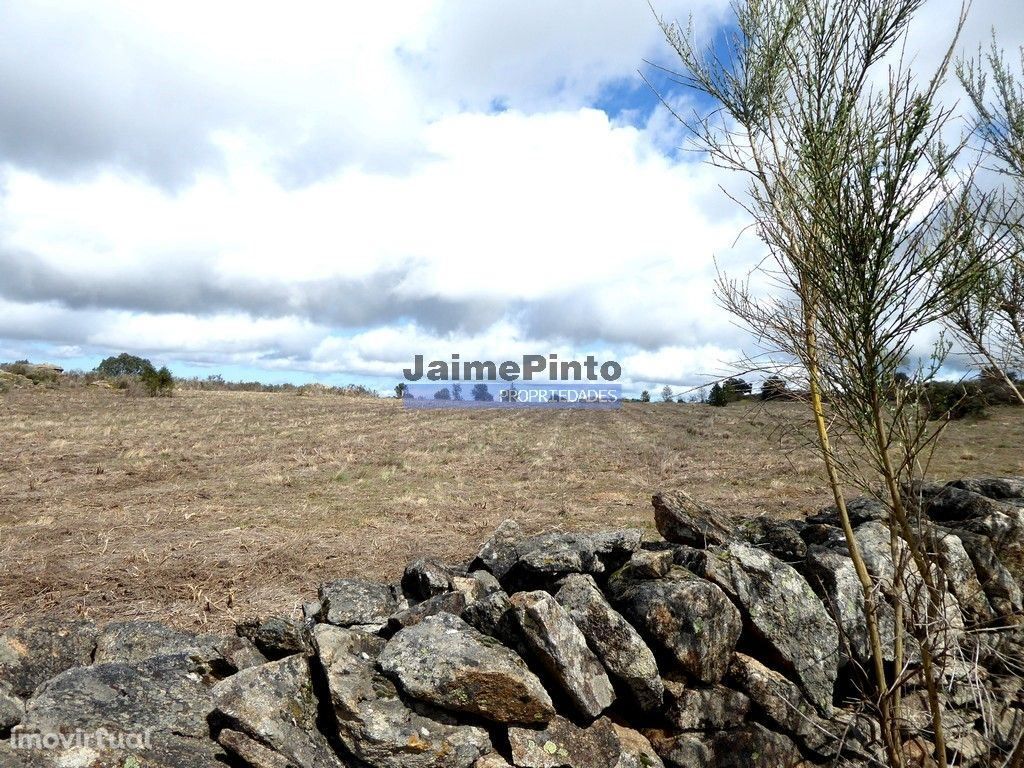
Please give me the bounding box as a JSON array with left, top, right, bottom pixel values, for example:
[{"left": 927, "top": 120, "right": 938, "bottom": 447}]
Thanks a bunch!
[{"left": 1, "top": 476, "right": 1022, "bottom": 767}]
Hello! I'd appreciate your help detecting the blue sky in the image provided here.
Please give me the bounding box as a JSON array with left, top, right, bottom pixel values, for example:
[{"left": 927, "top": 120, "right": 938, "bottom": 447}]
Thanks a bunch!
[{"left": 0, "top": 0, "right": 1020, "bottom": 396}]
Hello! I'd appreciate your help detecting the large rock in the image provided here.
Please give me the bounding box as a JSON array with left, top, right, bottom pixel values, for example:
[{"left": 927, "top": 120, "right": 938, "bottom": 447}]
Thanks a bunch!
[
  {"left": 933, "top": 530, "right": 996, "bottom": 625},
  {"left": 0, "top": 683, "right": 23, "bottom": 731},
  {"left": 507, "top": 716, "right": 620, "bottom": 768},
  {"left": 691, "top": 543, "right": 839, "bottom": 714},
  {"left": 554, "top": 574, "right": 663, "bottom": 711},
  {"left": 662, "top": 680, "right": 749, "bottom": 731},
  {"left": 948, "top": 476, "right": 1024, "bottom": 501},
  {"left": 807, "top": 497, "right": 889, "bottom": 528},
  {"left": 402, "top": 558, "right": 458, "bottom": 601},
  {"left": 507, "top": 531, "right": 642, "bottom": 589},
  {"left": 652, "top": 490, "right": 732, "bottom": 547},
  {"left": 236, "top": 615, "right": 311, "bottom": 659},
  {"left": 0, "top": 620, "right": 97, "bottom": 698},
  {"left": 506, "top": 717, "right": 663, "bottom": 768},
  {"left": 726, "top": 653, "right": 840, "bottom": 757},
  {"left": 509, "top": 590, "right": 615, "bottom": 719},
  {"left": 387, "top": 591, "right": 468, "bottom": 634},
  {"left": 95, "top": 620, "right": 265, "bottom": 671},
  {"left": 606, "top": 565, "right": 741, "bottom": 684},
  {"left": 212, "top": 654, "right": 346, "bottom": 768},
  {"left": 218, "top": 728, "right": 295, "bottom": 768},
  {"left": 315, "top": 624, "right": 491, "bottom": 768},
  {"left": 472, "top": 519, "right": 524, "bottom": 579},
  {"left": 734, "top": 517, "right": 807, "bottom": 563},
  {"left": 645, "top": 724, "right": 801, "bottom": 768},
  {"left": 318, "top": 578, "right": 402, "bottom": 629},
  {"left": 18, "top": 652, "right": 225, "bottom": 766},
  {"left": 802, "top": 546, "right": 899, "bottom": 666},
  {"left": 379, "top": 613, "right": 554, "bottom": 725},
  {"left": 953, "top": 530, "right": 1023, "bottom": 619}
]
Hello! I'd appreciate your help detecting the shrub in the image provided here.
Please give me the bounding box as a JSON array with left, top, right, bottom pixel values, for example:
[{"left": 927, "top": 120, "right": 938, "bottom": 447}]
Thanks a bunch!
[
  {"left": 140, "top": 366, "right": 174, "bottom": 397},
  {"left": 708, "top": 382, "right": 729, "bottom": 407},
  {"left": 640, "top": 390, "right": 651, "bottom": 402}
]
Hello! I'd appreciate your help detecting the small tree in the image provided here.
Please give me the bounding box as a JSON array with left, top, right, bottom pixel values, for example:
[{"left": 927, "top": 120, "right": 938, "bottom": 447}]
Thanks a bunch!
[
  {"left": 707, "top": 382, "right": 728, "bottom": 407},
  {"left": 452, "top": 383, "right": 463, "bottom": 401},
  {"left": 433, "top": 387, "right": 451, "bottom": 400},
  {"left": 661, "top": 385, "right": 674, "bottom": 402},
  {"left": 759, "top": 376, "right": 788, "bottom": 401},
  {"left": 140, "top": 366, "right": 174, "bottom": 397},
  {"left": 394, "top": 383, "right": 408, "bottom": 398},
  {"left": 639, "top": 389, "right": 651, "bottom": 402},
  {"left": 471, "top": 383, "right": 494, "bottom": 402}
]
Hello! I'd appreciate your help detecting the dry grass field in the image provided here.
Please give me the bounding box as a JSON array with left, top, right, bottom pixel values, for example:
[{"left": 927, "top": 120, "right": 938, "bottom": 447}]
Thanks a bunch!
[{"left": 1, "top": 386, "right": 1021, "bottom": 631}]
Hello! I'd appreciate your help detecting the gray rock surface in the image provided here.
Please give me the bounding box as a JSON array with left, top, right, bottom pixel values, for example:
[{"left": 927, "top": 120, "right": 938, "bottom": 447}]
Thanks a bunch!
[
  {"left": 663, "top": 680, "right": 750, "bottom": 731},
  {"left": 403, "top": 558, "right": 458, "bottom": 601},
  {"left": 318, "top": 578, "right": 402, "bottom": 628},
  {"left": 509, "top": 590, "right": 615, "bottom": 719},
  {"left": 652, "top": 490, "right": 732, "bottom": 547},
  {"left": 607, "top": 565, "right": 741, "bottom": 683},
  {"left": 692, "top": 543, "right": 839, "bottom": 714},
  {"left": 236, "top": 615, "right": 311, "bottom": 659},
  {"left": 507, "top": 715, "right": 620, "bottom": 768},
  {"left": 379, "top": 613, "right": 555, "bottom": 725},
  {"left": 315, "top": 624, "right": 491, "bottom": 768},
  {"left": 0, "top": 620, "right": 97, "bottom": 698},
  {"left": 555, "top": 574, "right": 663, "bottom": 711}
]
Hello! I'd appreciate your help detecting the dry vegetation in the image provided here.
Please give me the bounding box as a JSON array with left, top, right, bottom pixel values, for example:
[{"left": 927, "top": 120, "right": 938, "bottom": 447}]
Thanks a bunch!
[{"left": 1, "top": 387, "right": 1021, "bottom": 631}]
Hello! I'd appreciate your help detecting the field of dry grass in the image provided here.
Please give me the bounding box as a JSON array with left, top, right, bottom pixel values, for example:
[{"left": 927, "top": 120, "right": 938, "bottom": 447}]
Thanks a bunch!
[{"left": 1, "top": 387, "right": 1021, "bottom": 631}]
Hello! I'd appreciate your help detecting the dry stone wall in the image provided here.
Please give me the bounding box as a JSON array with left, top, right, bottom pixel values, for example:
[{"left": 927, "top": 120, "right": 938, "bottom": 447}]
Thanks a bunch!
[{"left": 1, "top": 476, "right": 1022, "bottom": 767}]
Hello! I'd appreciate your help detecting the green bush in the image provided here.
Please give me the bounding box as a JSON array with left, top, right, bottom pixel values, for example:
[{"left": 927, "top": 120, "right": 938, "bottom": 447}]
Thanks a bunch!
[
  {"left": 140, "top": 366, "right": 174, "bottom": 397},
  {"left": 96, "top": 353, "right": 156, "bottom": 379}
]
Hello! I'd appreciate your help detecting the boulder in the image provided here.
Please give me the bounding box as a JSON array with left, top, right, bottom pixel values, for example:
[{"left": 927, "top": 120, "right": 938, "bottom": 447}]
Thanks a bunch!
[
  {"left": 691, "top": 543, "right": 839, "bottom": 714},
  {"left": 948, "top": 476, "right": 1024, "bottom": 501},
  {"left": 806, "top": 497, "right": 889, "bottom": 528},
  {"left": 387, "top": 591, "right": 468, "bottom": 634},
  {"left": 379, "top": 613, "right": 555, "bottom": 725},
  {"left": 726, "top": 653, "right": 840, "bottom": 757},
  {"left": 933, "top": 530, "right": 996, "bottom": 624},
  {"left": 651, "top": 490, "right": 732, "bottom": 547},
  {"left": 236, "top": 615, "right": 311, "bottom": 659},
  {"left": 403, "top": 558, "right": 458, "bottom": 601},
  {"left": 645, "top": 724, "right": 800, "bottom": 768},
  {"left": 460, "top": 590, "right": 530, "bottom": 656},
  {"left": 928, "top": 485, "right": 1021, "bottom": 521},
  {"left": 0, "top": 682, "right": 23, "bottom": 732},
  {"left": 623, "top": 549, "right": 673, "bottom": 579},
  {"left": 610, "top": 723, "right": 665, "bottom": 768},
  {"left": 802, "top": 546, "right": 899, "bottom": 666},
  {"left": 953, "top": 530, "right": 1023, "bottom": 619},
  {"left": 95, "top": 620, "right": 265, "bottom": 672},
  {"left": 218, "top": 729, "right": 295, "bottom": 768},
  {"left": 19, "top": 652, "right": 225, "bottom": 766},
  {"left": 315, "top": 624, "right": 491, "bottom": 768},
  {"left": 212, "top": 654, "right": 345, "bottom": 768},
  {"left": 606, "top": 565, "right": 741, "bottom": 684},
  {"left": 472, "top": 519, "right": 524, "bottom": 579},
  {"left": 735, "top": 517, "right": 807, "bottom": 563},
  {"left": 318, "top": 578, "right": 402, "bottom": 629},
  {"left": 554, "top": 574, "right": 664, "bottom": 711},
  {"left": 509, "top": 590, "right": 615, "bottom": 719},
  {"left": 662, "top": 680, "right": 749, "bottom": 731},
  {"left": 507, "top": 715, "right": 620, "bottom": 768},
  {"left": 0, "top": 620, "right": 97, "bottom": 698},
  {"left": 505, "top": 531, "right": 642, "bottom": 589}
]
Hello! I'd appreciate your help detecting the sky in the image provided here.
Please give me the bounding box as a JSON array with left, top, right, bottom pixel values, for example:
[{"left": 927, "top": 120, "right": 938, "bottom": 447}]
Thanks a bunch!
[{"left": 1, "top": 0, "right": 1022, "bottom": 396}]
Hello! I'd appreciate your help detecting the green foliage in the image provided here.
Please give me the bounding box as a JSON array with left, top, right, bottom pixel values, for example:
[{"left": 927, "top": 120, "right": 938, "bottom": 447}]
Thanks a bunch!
[
  {"left": 96, "top": 353, "right": 156, "bottom": 379},
  {"left": 395, "top": 382, "right": 408, "bottom": 398},
  {"left": 708, "top": 382, "right": 729, "bottom": 407},
  {"left": 640, "top": 390, "right": 651, "bottom": 402},
  {"left": 760, "top": 376, "right": 788, "bottom": 401},
  {"left": 924, "top": 381, "right": 988, "bottom": 421},
  {"left": 140, "top": 366, "right": 174, "bottom": 397}
]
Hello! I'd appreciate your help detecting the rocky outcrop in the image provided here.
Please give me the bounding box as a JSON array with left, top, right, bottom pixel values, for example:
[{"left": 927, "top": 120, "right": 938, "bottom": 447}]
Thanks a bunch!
[{"left": 1, "top": 474, "right": 1021, "bottom": 768}]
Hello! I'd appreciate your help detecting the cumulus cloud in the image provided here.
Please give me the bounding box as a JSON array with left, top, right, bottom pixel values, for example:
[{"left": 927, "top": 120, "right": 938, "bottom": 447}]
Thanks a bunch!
[{"left": 0, "top": 0, "right": 1019, "bottom": 389}]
